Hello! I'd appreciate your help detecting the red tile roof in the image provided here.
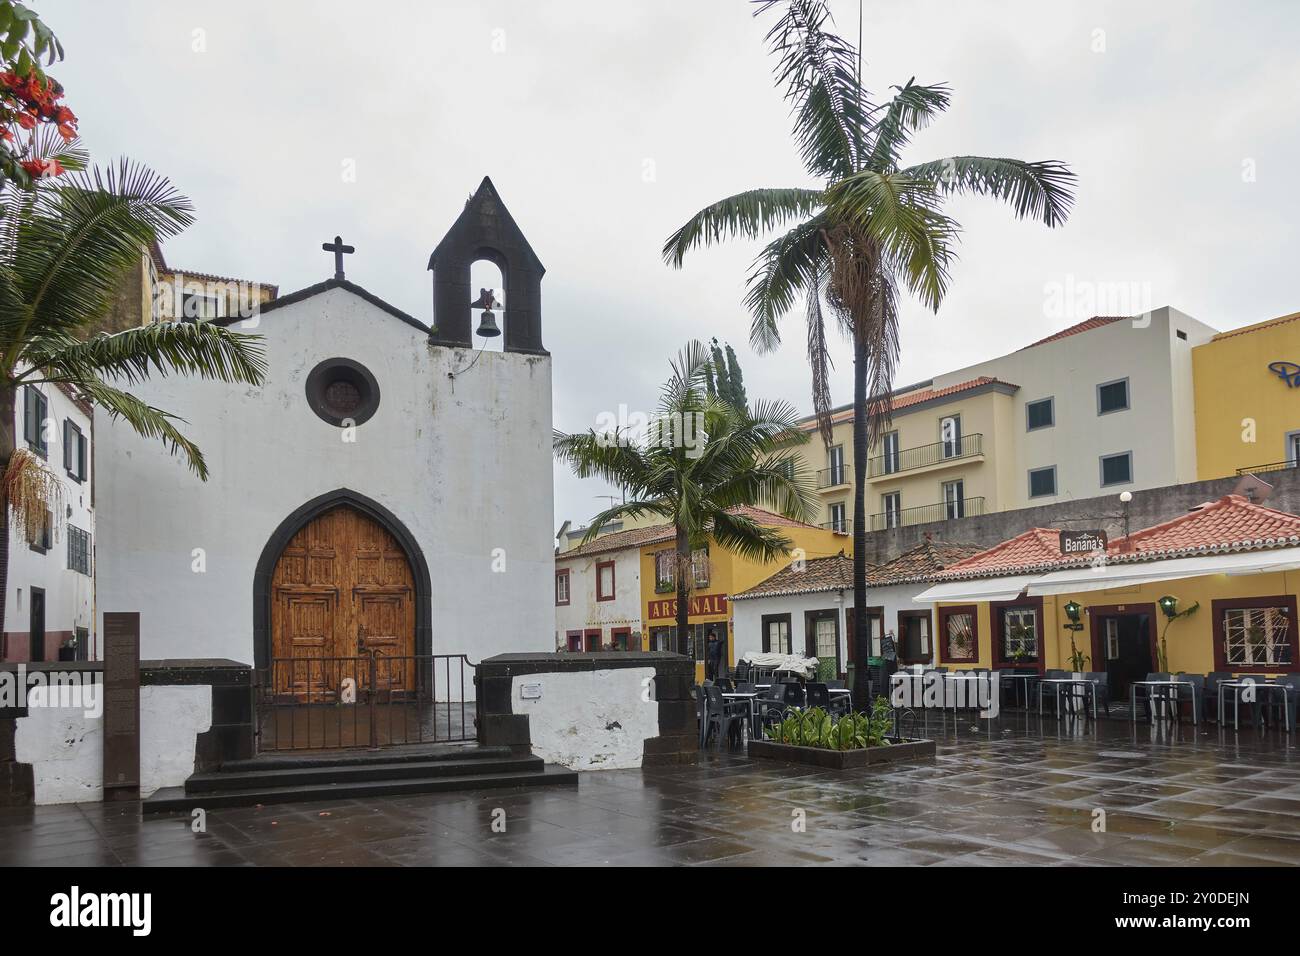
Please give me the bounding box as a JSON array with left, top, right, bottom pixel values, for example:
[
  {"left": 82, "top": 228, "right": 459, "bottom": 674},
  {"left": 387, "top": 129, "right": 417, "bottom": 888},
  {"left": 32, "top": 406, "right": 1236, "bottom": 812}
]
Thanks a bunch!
[
  {"left": 731, "top": 554, "right": 859, "bottom": 600},
  {"left": 937, "top": 495, "right": 1300, "bottom": 580},
  {"left": 1019, "top": 316, "right": 1127, "bottom": 351},
  {"left": 868, "top": 540, "right": 985, "bottom": 586},
  {"left": 556, "top": 506, "right": 822, "bottom": 560},
  {"left": 801, "top": 376, "right": 1017, "bottom": 430}
]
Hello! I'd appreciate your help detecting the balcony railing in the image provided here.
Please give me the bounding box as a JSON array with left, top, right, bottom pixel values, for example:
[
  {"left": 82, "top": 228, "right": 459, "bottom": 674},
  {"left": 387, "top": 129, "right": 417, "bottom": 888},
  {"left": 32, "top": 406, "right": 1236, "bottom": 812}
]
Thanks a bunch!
[
  {"left": 868, "top": 496, "right": 986, "bottom": 531},
  {"left": 867, "top": 433, "right": 983, "bottom": 479},
  {"left": 1237, "top": 460, "right": 1299, "bottom": 476},
  {"left": 817, "top": 465, "right": 850, "bottom": 489},
  {"left": 819, "top": 519, "right": 849, "bottom": 534}
]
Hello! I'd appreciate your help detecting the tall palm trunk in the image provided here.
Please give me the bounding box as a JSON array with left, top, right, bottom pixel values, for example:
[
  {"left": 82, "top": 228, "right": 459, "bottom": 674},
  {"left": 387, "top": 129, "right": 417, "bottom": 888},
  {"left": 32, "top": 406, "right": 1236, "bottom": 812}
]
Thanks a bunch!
[
  {"left": 675, "top": 525, "right": 691, "bottom": 659},
  {"left": 851, "top": 336, "right": 869, "bottom": 707},
  {"left": 0, "top": 386, "right": 13, "bottom": 652}
]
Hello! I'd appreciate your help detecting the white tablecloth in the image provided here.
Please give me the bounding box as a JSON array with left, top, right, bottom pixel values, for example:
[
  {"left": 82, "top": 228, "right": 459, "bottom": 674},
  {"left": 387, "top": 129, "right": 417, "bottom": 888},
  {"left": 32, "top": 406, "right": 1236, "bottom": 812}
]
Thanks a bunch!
[{"left": 739, "top": 652, "right": 819, "bottom": 678}]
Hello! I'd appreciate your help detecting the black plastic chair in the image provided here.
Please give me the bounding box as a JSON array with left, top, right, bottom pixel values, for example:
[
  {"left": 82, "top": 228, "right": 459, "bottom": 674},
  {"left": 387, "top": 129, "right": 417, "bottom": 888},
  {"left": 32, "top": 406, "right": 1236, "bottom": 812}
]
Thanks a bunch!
[
  {"left": 701, "top": 685, "right": 747, "bottom": 748},
  {"left": 1172, "top": 674, "right": 1205, "bottom": 724},
  {"left": 714, "top": 677, "right": 735, "bottom": 693},
  {"left": 806, "top": 682, "right": 831, "bottom": 709},
  {"left": 1084, "top": 672, "right": 1110, "bottom": 715}
]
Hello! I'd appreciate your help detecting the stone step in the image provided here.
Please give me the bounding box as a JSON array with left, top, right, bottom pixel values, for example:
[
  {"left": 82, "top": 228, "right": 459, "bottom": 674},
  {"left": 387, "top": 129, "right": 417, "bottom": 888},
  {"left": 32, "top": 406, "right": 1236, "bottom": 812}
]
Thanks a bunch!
[
  {"left": 219, "top": 742, "right": 511, "bottom": 773},
  {"left": 185, "top": 754, "right": 544, "bottom": 793},
  {"left": 142, "top": 764, "right": 578, "bottom": 814}
]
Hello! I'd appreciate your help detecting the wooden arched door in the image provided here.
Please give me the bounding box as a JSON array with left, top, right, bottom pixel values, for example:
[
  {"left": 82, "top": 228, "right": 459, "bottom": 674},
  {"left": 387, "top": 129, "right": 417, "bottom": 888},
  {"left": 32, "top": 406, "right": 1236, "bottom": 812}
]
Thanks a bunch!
[{"left": 270, "top": 505, "right": 415, "bottom": 697}]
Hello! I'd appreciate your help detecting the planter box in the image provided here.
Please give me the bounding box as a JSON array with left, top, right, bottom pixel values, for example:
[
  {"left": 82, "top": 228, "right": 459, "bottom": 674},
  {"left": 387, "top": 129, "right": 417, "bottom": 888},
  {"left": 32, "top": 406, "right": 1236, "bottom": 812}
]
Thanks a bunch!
[{"left": 746, "top": 736, "right": 936, "bottom": 769}]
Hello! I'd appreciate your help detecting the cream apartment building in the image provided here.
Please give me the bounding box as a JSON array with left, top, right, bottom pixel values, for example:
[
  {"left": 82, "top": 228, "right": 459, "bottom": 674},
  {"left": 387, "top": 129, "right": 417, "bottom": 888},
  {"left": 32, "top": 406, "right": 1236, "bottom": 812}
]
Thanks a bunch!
[{"left": 799, "top": 307, "right": 1217, "bottom": 531}]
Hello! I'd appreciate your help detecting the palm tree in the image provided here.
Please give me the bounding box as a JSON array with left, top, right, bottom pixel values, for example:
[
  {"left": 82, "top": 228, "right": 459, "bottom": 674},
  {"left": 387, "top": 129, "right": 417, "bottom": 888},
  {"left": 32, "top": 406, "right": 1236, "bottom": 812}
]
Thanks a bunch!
[
  {"left": 555, "top": 340, "right": 815, "bottom": 653},
  {"left": 663, "top": 0, "right": 1075, "bottom": 693},
  {"left": 0, "top": 159, "right": 268, "bottom": 640}
]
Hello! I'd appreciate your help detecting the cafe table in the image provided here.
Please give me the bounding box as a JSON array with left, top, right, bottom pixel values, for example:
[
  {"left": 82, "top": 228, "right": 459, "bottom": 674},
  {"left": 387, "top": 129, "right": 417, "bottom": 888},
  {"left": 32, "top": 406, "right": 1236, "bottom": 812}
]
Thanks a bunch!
[
  {"left": 722, "top": 691, "right": 760, "bottom": 737},
  {"left": 1217, "top": 679, "right": 1289, "bottom": 731},
  {"left": 1037, "top": 677, "right": 1097, "bottom": 719},
  {"left": 1129, "top": 679, "right": 1198, "bottom": 725}
]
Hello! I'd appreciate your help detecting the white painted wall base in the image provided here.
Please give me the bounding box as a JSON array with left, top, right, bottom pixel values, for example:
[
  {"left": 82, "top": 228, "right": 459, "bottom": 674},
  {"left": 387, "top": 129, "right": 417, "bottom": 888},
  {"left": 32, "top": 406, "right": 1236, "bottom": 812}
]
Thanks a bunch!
[
  {"left": 512, "top": 668, "right": 658, "bottom": 770},
  {"left": 14, "top": 685, "right": 212, "bottom": 804}
]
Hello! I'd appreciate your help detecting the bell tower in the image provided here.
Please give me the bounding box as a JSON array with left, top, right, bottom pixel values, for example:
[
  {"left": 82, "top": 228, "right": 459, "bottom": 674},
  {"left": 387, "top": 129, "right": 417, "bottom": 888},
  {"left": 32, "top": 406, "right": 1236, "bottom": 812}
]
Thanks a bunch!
[{"left": 427, "top": 177, "right": 547, "bottom": 354}]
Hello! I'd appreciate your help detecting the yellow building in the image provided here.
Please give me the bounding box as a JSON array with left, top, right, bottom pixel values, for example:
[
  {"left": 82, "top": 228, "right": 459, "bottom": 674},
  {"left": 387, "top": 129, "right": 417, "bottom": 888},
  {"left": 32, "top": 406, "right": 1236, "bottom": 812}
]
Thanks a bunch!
[
  {"left": 797, "top": 377, "right": 1020, "bottom": 534},
  {"left": 100, "top": 242, "right": 277, "bottom": 333},
  {"left": 638, "top": 506, "right": 847, "bottom": 682},
  {"left": 1193, "top": 311, "right": 1300, "bottom": 480},
  {"left": 912, "top": 495, "right": 1300, "bottom": 699}
]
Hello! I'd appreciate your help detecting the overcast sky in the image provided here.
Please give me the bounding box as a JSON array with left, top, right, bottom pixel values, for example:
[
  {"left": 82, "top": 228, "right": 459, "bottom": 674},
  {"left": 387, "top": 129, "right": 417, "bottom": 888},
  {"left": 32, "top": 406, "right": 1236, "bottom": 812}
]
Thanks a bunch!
[{"left": 52, "top": 0, "right": 1300, "bottom": 532}]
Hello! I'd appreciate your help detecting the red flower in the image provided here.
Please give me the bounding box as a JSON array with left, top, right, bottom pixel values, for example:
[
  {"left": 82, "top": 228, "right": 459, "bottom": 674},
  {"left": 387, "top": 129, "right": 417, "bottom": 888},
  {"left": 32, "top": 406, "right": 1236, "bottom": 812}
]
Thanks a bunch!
[{"left": 20, "top": 157, "right": 64, "bottom": 178}]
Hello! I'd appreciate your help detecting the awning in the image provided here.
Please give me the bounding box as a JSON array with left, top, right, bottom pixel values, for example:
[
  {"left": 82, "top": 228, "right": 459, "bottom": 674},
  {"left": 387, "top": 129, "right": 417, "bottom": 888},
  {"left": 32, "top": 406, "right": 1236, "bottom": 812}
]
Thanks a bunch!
[
  {"left": 1026, "top": 547, "right": 1300, "bottom": 596},
  {"left": 912, "top": 575, "right": 1039, "bottom": 604}
]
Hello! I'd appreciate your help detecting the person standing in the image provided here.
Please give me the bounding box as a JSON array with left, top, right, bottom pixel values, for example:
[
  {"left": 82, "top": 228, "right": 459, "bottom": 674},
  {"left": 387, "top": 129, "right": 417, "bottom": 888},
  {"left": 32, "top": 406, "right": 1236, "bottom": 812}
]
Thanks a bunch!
[{"left": 706, "top": 627, "right": 723, "bottom": 681}]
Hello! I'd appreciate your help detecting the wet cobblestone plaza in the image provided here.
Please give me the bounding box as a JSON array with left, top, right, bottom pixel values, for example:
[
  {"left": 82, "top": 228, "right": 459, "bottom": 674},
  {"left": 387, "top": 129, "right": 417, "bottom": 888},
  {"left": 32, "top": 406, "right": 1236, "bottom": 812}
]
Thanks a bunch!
[{"left": 6, "top": 717, "right": 1300, "bottom": 867}]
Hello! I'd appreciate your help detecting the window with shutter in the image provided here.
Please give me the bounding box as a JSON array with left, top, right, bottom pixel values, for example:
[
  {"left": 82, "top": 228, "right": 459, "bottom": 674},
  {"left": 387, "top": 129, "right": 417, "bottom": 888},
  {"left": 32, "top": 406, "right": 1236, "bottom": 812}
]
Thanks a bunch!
[
  {"left": 63, "top": 420, "right": 72, "bottom": 470},
  {"left": 24, "top": 387, "right": 47, "bottom": 457},
  {"left": 78, "top": 433, "right": 88, "bottom": 481}
]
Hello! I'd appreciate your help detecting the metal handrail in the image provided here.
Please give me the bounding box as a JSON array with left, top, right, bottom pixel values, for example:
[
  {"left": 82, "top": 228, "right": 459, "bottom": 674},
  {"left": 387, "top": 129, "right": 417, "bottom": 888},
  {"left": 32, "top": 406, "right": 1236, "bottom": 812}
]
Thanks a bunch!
[
  {"left": 816, "top": 465, "right": 850, "bottom": 488},
  {"left": 867, "top": 433, "right": 983, "bottom": 478},
  {"left": 1237, "top": 460, "right": 1299, "bottom": 476},
  {"left": 868, "top": 496, "right": 986, "bottom": 531}
]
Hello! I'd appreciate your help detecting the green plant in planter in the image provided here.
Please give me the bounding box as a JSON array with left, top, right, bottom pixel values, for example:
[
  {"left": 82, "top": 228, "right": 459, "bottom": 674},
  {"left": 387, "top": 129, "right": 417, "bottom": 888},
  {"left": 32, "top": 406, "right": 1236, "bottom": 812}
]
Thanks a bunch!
[
  {"left": 766, "top": 697, "right": 894, "bottom": 751},
  {"left": 1062, "top": 600, "right": 1089, "bottom": 673}
]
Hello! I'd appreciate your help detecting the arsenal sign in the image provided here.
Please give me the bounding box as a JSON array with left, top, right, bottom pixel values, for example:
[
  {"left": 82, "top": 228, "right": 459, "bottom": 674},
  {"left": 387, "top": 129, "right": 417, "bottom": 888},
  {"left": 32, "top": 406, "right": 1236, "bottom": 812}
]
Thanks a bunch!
[{"left": 647, "top": 592, "right": 728, "bottom": 620}]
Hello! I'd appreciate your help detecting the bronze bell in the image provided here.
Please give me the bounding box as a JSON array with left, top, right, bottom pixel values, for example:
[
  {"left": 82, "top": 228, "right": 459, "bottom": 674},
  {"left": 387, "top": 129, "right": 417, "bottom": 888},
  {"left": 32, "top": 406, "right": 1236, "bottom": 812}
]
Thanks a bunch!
[{"left": 476, "top": 309, "right": 501, "bottom": 338}]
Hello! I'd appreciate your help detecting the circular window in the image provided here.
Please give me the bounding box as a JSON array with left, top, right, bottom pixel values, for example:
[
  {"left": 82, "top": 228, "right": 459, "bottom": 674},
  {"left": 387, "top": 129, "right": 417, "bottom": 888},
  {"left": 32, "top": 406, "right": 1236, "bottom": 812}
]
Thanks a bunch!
[{"left": 305, "top": 358, "right": 380, "bottom": 427}]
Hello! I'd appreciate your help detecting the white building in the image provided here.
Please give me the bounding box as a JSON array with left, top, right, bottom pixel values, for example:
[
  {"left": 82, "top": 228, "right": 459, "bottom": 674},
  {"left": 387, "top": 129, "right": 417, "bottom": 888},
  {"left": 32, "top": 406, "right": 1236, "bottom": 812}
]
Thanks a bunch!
[
  {"left": 95, "top": 178, "right": 556, "bottom": 673},
  {"left": 554, "top": 523, "right": 663, "bottom": 651},
  {"left": 731, "top": 540, "right": 981, "bottom": 671},
  {"left": 2, "top": 381, "right": 95, "bottom": 662}
]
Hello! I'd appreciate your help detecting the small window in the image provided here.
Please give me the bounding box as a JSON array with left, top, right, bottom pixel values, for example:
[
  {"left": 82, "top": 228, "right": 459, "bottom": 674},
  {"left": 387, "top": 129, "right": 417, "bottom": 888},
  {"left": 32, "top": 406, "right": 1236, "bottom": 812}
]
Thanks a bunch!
[
  {"left": 1176, "top": 329, "right": 1188, "bottom": 341},
  {"left": 555, "top": 569, "right": 570, "bottom": 606},
  {"left": 826, "top": 445, "right": 846, "bottom": 486},
  {"left": 1026, "top": 398, "right": 1054, "bottom": 431},
  {"left": 654, "top": 550, "right": 675, "bottom": 593},
  {"left": 67, "top": 525, "right": 91, "bottom": 576},
  {"left": 881, "top": 492, "right": 902, "bottom": 529},
  {"left": 1222, "top": 605, "right": 1292, "bottom": 668},
  {"left": 1028, "top": 466, "right": 1057, "bottom": 498},
  {"left": 1100, "top": 451, "right": 1133, "bottom": 487},
  {"left": 1001, "top": 607, "right": 1039, "bottom": 661},
  {"left": 881, "top": 431, "right": 900, "bottom": 474},
  {"left": 63, "top": 420, "right": 87, "bottom": 482},
  {"left": 596, "top": 561, "right": 616, "bottom": 602},
  {"left": 1097, "top": 378, "right": 1130, "bottom": 415},
  {"left": 23, "top": 386, "right": 48, "bottom": 458},
  {"left": 828, "top": 502, "right": 847, "bottom": 533},
  {"left": 180, "top": 291, "right": 223, "bottom": 321},
  {"left": 27, "top": 508, "right": 51, "bottom": 554},
  {"left": 940, "top": 606, "right": 978, "bottom": 663},
  {"left": 691, "top": 548, "right": 710, "bottom": 587}
]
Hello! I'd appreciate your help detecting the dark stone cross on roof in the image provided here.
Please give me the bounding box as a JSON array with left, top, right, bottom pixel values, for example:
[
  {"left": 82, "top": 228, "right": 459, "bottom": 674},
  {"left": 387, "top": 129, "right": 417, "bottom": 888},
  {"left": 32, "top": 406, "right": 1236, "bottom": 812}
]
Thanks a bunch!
[{"left": 322, "top": 235, "right": 354, "bottom": 280}]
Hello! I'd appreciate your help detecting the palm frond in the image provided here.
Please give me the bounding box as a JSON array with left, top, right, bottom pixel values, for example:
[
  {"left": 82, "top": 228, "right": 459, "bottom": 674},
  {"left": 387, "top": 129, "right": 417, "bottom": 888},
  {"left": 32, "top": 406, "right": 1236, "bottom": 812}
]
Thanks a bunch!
[
  {"left": 708, "top": 508, "right": 795, "bottom": 564},
  {"left": 75, "top": 377, "right": 209, "bottom": 479},
  {"left": 865, "top": 79, "right": 951, "bottom": 171},
  {"left": 822, "top": 170, "right": 959, "bottom": 311},
  {"left": 21, "top": 320, "right": 267, "bottom": 388},
  {"left": 754, "top": 0, "right": 868, "bottom": 179},
  {"left": 0, "top": 159, "right": 194, "bottom": 354},
  {"left": 662, "top": 188, "right": 823, "bottom": 267},
  {"left": 743, "top": 214, "right": 827, "bottom": 353},
  {"left": 900, "top": 156, "right": 1077, "bottom": 227}
]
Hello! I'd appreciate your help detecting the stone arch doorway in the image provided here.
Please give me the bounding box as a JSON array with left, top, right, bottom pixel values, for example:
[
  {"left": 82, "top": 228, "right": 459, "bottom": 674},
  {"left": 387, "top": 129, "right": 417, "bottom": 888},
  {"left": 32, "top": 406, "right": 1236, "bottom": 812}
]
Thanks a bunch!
[
  {"left": 269, "top": 505, "right": 415, "bottom": 697},
  {"left": 253, "top": 489, "right": 433, "bottom": 683}
]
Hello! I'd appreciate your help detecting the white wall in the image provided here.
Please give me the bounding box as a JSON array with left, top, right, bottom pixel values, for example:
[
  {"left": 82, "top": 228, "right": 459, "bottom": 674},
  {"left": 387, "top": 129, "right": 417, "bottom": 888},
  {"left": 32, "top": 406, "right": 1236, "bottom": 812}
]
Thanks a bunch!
[
  {"left": 95, "top": 286, "right": 555, "bottom": 668},
  {"left": 554, "top": 547, "right": 642, "bottom": 648},
  {"left": 4, "top": 381, "right": 95, "bottom": 662},
  {"left": 732, "top": 581, "right": 933, "bottom": 669},
  {"left": 14, "top": 684, "right": 211, "bottom": 804},
  {"left": 933, "top": 306, "right": 1217, "bottom": 506},
  {"left": 511, "top": 667, "right": 658, "bottom": 770}
]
